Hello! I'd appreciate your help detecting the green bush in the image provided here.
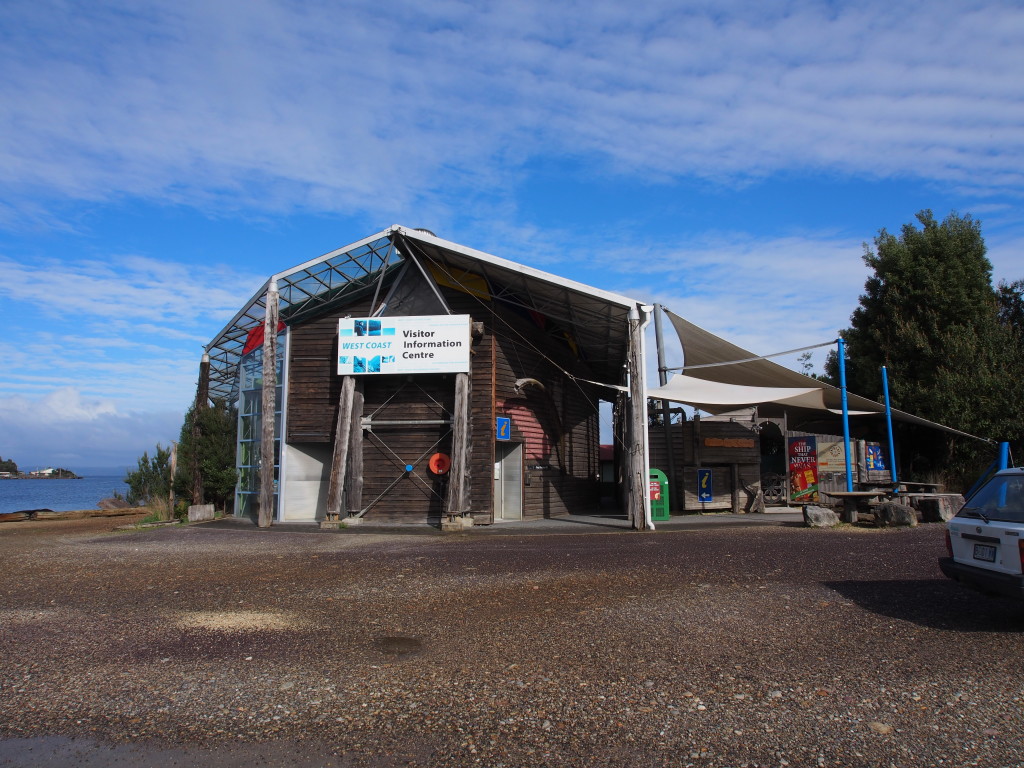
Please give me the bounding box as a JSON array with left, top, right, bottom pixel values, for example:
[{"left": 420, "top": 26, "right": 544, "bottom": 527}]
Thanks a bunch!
[
  {"left": 124, "top": 445, "right": 172, "bottom": 507},
  {"left": 173, "top": 399, "right": 238, "bottom": 513}
]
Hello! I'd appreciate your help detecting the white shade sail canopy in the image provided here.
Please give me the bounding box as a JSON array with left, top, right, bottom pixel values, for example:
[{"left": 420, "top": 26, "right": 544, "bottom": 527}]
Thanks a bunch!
[
  {"left": 649, "top": 309, "right": 987, "bottom": 441},
  {"left": 649, "top": 374, "right": 879, "bottom": 415}
]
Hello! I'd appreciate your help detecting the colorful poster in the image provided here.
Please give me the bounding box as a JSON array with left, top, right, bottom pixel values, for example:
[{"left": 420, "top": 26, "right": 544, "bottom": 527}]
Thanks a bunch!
[
  {"left": 788, "top": 436, "right": 819, "bottom": 503},
  {"left": 865, "top": 445, "right": 887, "bottom": 471}
]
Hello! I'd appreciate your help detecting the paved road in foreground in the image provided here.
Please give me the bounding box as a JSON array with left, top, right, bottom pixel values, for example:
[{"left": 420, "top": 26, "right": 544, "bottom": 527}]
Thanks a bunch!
[{"left": 1, "top": 516, "right": 1022, "bottom": 767}]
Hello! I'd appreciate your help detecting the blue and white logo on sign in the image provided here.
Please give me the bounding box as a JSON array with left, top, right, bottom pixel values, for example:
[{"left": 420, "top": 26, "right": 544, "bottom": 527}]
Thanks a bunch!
[
  {"left": 697, "top": 468, "right": 713, "bottom": 502},
  {"left": 496, "top": 417, "right": 511, "bottom": 441}
]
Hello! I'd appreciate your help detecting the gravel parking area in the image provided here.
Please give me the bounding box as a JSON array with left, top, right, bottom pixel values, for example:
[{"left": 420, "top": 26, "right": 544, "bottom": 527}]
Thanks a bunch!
[{"left": 1, "top": 516, "right": 1022, "bottom": 767}]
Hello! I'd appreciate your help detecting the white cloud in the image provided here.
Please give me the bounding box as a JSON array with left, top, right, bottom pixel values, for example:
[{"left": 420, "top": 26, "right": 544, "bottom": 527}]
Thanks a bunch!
[
  {"left": 0, "top": 389, "right": 181, "bottom": 469},
  {"left": 0, "top": 248, "right": 263, "bottom": 419},
  {"left": 1, "top": 0, "right": 1022, "bottom": 220},
  {"left": 0, "top": 253, "right": 263, "bottom": 325},
  {"left": 0, "top": 387, "right": 116, "bottom": 424},
  {"left": 593, "top": 231, "right": 873, "bottom": 368}
]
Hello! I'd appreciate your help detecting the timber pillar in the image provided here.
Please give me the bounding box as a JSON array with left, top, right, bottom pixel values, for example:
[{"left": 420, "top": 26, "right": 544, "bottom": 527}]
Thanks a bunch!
[
  {"left": 626, "top": 306, "right": 653, "bottom": 531},
  {"left": 258, "top": 280, "right": 279, "bottom": 528},
  {"left": 445, "top": 371, "right": 472, "bottom": 522},
  {"left": 346, "top": 379, "right": 365, "bottom": 518},
  {"left": 191, "top": 352, "right": 210, "bottom": 506},
  {"left": 326, "top": 375, "right": 357, "bottom": 521}
]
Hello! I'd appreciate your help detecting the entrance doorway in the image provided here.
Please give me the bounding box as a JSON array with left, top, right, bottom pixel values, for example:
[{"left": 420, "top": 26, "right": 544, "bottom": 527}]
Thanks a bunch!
[
  {"left": 759, "top": 421, "right": 787, "bottom": 504},
  {"left": 494, "top": 442, "right": 523, "bottom": 520}
]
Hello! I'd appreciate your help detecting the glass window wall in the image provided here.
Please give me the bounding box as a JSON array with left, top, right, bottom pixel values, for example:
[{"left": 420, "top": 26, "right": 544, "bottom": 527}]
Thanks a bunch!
[{"left": 236, "top": 332, "right": 285, "bottom": 519}]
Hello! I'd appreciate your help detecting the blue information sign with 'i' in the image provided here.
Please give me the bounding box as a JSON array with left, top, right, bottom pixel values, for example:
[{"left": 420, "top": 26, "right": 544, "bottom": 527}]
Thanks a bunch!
[
  {"left": 697, "top": 467, "right": 713, "bottom": 502},
  {"left": 496, "top": 416, "right": 511, "bottom": 441}
]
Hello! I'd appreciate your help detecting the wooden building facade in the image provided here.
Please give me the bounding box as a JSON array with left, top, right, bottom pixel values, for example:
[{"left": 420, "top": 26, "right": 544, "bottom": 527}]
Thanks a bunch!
[
  {"left": 203, "top": 227, "right": 653, "bottom": 528},
  {"left": 276, "top": 285, "right": 602, "bottom": 524}
]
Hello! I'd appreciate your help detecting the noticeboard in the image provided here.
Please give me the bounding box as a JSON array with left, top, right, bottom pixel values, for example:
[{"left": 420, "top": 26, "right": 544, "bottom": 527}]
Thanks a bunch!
[{"left": 337, "top": 315, "right": 471, "bottom": 376}]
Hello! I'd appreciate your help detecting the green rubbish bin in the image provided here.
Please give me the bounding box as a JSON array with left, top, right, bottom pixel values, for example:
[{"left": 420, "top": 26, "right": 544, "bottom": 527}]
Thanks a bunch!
[{"left": 649, "top": 468, "right": 670, "bottom": 521}]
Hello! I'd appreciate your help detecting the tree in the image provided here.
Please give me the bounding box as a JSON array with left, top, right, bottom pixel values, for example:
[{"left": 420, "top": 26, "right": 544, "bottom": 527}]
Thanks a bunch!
[
  {"left": 997, "top": 279, "right": 1024, "bottom": 331},
  {"left": 797, "top": 351, "right": 825, "bottom": 379},
  {"left": 173, "top": 398, "right": 237, "bottom": 512},
  {"left": 825, "top": 210, "right": 1024, "bottom": 487},
  {"left": 0, "top": 456, "right": 18, "bottom": 474},
  {"left": 124, "top": 445, "right": 173, "bottom": 506}
]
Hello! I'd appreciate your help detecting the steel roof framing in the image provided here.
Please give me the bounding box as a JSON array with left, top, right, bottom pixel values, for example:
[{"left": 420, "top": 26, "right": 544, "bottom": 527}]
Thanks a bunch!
[
  {"left": 203, "top": 225, "right": 642, "bottom": 403},
  {"left": 204, "top": 233, "right": 401, "bottom": 401}
]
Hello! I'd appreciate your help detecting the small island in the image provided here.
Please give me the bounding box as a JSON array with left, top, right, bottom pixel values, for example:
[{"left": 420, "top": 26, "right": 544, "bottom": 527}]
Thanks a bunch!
[{"left": 0, "top": 456, "right": 81, "bottom": 479}]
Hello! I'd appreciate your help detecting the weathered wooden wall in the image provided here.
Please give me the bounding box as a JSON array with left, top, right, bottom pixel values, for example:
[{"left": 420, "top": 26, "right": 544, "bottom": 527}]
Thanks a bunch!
[
  {"left": 648, "top": 419, "right": 760, "bottom": 468},
  {"left": 286, "top": 295, "right": 375, "bottom": 444},
  {"left": 444, "top": 293, "right": 497, "bottom": 524},
  {"left": 286, "top": 294, "right": 463, "bottom": 522},
  {"left": 648, "top": 420, "right": 761, "bottom": 512},
  {"left": 283, "top": 282, "right": 601, "bottom": 523},
  {"left": 490, "top": 308, "right": 601, "bottom": 520},
  {"left": 358, "top": 375, "right": 456, "bottom": 521}
]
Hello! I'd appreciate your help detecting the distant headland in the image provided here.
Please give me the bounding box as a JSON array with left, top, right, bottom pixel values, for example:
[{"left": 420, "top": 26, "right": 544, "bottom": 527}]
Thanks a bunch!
[{"left": 0, "top": 457, "right": 82, "bottom": 480}]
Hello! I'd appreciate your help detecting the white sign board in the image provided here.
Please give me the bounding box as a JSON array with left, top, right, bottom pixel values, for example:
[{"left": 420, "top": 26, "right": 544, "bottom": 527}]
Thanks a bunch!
[
  {"left": 337, "top": 315, "right": 471, "bottom": 376},
  {"left": 817, "top": 441, "right": 845, "bottom": 472}
]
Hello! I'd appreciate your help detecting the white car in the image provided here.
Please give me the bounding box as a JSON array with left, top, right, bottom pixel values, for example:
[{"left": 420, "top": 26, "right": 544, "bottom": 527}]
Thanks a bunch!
[{"left": 940, "top": 467, "right": 1024, "bottom": 599}]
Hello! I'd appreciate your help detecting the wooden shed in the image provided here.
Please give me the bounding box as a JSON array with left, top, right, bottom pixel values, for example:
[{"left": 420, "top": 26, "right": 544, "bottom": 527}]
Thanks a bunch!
[{"left": 201, "top": 226, "right": 655, "bottom": 528}]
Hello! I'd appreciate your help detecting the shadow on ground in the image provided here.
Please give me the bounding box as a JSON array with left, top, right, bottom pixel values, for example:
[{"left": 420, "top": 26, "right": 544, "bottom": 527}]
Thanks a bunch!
[{"left": 825, "top": 578, "right": 1024, "bottom": 633}]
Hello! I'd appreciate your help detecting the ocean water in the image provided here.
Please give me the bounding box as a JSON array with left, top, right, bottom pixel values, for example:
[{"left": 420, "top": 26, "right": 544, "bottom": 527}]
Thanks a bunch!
[{"left": 0, "top": 476, "right": 129, "bottom": 514}]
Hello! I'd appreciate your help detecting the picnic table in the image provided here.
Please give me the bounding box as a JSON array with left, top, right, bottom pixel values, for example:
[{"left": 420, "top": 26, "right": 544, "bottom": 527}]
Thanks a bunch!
[{"left": 823, "top": 489, "right": 894, "bottom": 523}]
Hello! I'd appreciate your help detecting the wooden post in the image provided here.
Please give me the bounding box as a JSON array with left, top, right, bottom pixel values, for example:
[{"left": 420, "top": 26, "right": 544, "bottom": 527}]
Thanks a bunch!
[
  {"left": 197, "top": 352, "right": 210, "bottom": 410},
  {"left": 626, "top": 307, "right": 650, "bottom": 530},
  {"left": 782, "top": 410, "right": 790, "bottom": 506},
  {"left": 857, "top": 440, "right": 867, "bottom": 487},
  {"left": 693, "top": 412, "right": 702, "bottom": 466},
  {"left": 346, "top": 380, "right": 364, "bottom": 516},
  {"left": 653, "top": 304, "right": 679, "bottom": 510},
  {"left": 169, "top": 440, "right": 177, "bottom": 516},
  {"left": 731, "top": 463, "right": 740, "bottom": 513},
  {"left": 446, "top": 371, "right": 472, "bottom": 516},
  {"left": 614, "top": 391, "right": 628, "bottom": 513},
  {"left": 326, "top": 375, "right": 356, "bottom": 520},
  {"left": 191, "top": 352, "right": 210, "bottom": 506},
  {"left": 258, "top": 280, "right": 279, "bottom": 528}
]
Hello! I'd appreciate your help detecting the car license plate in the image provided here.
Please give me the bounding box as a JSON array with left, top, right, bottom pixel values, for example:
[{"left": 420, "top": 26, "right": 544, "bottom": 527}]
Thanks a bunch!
[{"left": 973, "top": 543, "right": 997, "bottom": 562}]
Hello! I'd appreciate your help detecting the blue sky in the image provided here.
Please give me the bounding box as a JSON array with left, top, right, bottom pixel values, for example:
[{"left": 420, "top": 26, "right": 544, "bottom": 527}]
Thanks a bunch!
[{"left": 1, "top": 0, "right": 1022, "bottom": 472}]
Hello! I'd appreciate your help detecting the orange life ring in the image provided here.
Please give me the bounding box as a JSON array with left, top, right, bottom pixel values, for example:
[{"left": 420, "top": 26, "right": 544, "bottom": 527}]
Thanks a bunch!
[{"left": 428, "top": 452, "right": 451, "bottom": 474}]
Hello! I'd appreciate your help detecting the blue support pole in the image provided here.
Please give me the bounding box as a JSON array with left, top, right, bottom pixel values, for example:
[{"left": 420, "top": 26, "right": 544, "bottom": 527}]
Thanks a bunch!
[
  {"left": 838, "top": 337, "right": 854, "bottom": 492},
  {"left": 881, "top": 366, "right": 898, "bottom": 491},
  {"left": 998, "top": 441, "right": 1010, "bottom": 470}
]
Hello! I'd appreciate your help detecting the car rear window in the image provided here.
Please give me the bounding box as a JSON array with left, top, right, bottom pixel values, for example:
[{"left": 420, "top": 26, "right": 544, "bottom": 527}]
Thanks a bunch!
[{"left": 957, "top": 475, "right": 1024, "bottom": 523}]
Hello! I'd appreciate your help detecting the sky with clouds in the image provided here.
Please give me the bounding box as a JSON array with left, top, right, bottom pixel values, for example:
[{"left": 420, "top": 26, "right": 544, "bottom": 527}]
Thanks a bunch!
[{"left": 1, "top": 0, "right": 1022, "bottom": 472}]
